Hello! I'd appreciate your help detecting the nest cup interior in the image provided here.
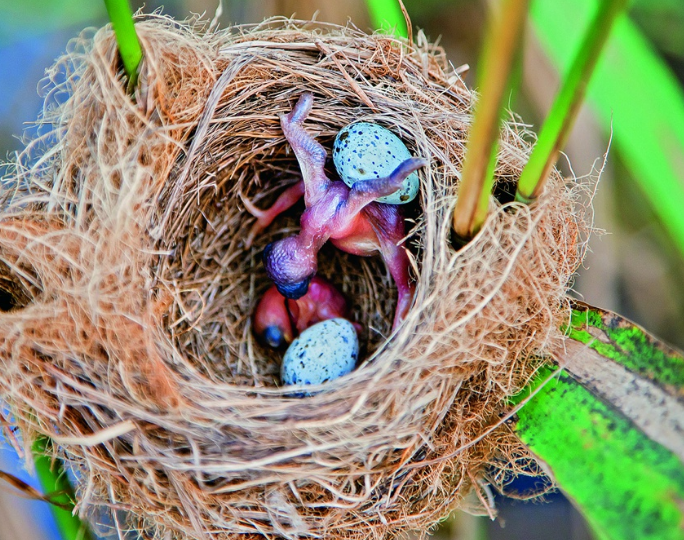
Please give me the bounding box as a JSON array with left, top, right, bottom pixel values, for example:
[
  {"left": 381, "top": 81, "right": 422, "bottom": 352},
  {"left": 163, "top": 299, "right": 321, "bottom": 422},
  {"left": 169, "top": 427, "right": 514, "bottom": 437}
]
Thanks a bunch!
[
  {"left": 161, "top": 97, "right": 408, "bottom": 388},
  {"left": 150, "top": 31, "right": 466, "bottom": 391},
  {"left": 0, "top": 15, "right": 588, "bottom": 540}
]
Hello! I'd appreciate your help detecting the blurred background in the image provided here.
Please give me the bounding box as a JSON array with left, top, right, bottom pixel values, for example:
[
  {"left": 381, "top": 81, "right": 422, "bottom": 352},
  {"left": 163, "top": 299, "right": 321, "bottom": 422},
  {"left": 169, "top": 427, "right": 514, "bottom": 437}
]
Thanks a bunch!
[{"left": 0, "top": 0, "right": 683, "bottom": 539}]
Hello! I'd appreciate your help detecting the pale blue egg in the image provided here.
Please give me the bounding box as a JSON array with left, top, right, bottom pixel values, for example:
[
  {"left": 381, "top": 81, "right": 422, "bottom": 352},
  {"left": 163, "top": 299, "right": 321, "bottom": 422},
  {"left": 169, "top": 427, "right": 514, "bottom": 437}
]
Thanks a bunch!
[
  {"left": 281, "top": 318, "right": 358, "bottom": 389},
  {"left": 333, "top": 122, "right": 420, "bottom": 204}
]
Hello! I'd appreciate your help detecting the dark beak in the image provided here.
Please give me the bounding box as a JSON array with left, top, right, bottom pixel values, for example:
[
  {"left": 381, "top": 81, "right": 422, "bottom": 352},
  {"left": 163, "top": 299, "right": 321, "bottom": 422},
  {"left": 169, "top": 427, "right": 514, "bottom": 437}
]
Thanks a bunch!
[
  {"left": 262, "top": 325, "right": 288, "bottom": 349},
  {"left": 276, "top": 275, "right": 312, "bottom": 300}
]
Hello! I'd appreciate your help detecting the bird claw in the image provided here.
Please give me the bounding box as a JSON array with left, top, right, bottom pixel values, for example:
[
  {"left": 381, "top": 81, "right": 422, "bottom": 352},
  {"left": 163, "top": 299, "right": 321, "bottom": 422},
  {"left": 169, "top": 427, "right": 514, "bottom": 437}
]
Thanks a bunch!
[
  {"left": 240, "top": 191, "right": 270, "bottom": 248},
  {"left": 240, "top": 190, "right": 267, "bottom": 220},
  {"left": 240, "top": 180, "right": 306, "bottom": 249},
  {"left": 284, "top": 92, "right": 313, "bottom": 125},
  {"left": 245, "top": 223, "right": 262, "bottom": 249}
]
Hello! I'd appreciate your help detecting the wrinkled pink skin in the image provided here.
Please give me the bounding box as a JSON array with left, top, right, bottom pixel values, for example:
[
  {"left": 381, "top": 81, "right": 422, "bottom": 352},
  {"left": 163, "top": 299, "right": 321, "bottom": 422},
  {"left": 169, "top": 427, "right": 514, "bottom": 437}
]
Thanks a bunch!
[
  {"left": 245, "top": 93, "right": 426, "bottom": 331},
  {"left": 253, "top": 276, "right": 362, "bottom": 349}
]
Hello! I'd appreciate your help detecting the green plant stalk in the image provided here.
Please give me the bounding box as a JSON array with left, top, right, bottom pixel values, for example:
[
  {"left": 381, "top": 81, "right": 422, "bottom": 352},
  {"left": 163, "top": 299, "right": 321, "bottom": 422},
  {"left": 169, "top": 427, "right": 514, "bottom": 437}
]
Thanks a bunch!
[
  {"left": 365, "top": 0, "right": 408, "bottom": 38},
  {"left": 452, "top": 0, "right": 529, "bottom": 239},
  {"left": 104, "top": 0, "right": 142, "bottom": 90},
  {"left": 33, "top": 436, "right": 92, "bottom": 540},
  {"left": 530, "top": 0, "right": 684, "bottom": 260},
  {"left": 516, "top": 0, "right": 627, "bottom": 203}
]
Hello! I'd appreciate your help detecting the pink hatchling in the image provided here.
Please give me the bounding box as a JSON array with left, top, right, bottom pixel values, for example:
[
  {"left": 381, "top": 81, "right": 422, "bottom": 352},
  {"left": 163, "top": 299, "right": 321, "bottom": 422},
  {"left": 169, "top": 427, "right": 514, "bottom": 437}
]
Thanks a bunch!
[{"left": 244, "top": 93, "right": 427, "bottom": 331}]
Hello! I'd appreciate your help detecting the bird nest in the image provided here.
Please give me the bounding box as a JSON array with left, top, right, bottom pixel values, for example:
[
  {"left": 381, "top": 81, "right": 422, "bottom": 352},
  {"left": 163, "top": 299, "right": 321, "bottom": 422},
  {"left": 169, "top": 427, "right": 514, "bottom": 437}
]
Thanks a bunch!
[{"left": 0, "top": 15, "right": 588, "bottom": 540}]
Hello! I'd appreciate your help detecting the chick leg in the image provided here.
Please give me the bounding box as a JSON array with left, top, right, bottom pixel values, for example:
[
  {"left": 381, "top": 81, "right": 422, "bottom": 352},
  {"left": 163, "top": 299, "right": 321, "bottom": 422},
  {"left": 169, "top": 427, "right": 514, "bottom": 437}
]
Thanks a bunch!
[
  {"left": 377, "top": 230, "right": 415, "bottom": 332},
  {"left": 241, "top": 180, "right": 305, "bottom": 248},
  {"left": 280, "top": 93, "right": 330, "bottom": 205},
  {"left": 347, "top": 158, "right": 427, "bottom": 215}
]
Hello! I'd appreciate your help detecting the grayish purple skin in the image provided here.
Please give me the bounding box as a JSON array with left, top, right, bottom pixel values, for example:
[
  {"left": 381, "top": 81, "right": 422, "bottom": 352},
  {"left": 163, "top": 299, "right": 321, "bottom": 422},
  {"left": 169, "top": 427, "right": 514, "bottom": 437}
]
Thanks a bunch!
[{"left": 259, "top": 93, "right": 427, "bottom": 331}]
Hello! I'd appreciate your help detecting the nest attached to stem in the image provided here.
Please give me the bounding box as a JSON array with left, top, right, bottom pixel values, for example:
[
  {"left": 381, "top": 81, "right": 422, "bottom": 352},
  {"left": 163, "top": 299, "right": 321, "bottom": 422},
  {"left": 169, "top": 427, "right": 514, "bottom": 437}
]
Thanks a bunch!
[{"left": 0, "top": 15, "right": 589, "bottom": 540}]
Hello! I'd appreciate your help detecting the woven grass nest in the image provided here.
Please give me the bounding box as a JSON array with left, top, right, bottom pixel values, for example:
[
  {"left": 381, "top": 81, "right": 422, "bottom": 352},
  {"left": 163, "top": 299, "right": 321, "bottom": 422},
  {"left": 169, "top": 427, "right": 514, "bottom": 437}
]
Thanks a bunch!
[{"left": 0, "top": 14, "right": 589, "bottom": 540}]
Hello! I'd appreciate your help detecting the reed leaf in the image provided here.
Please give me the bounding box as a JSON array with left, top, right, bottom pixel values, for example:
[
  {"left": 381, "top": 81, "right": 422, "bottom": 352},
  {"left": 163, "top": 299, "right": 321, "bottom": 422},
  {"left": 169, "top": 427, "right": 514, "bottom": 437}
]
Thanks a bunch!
[
  {"left": 513, "top": 302, "right": 684, "bottom": 540},
  {"left": 33, "top": 436, "right": 93, "bottom": 540}
]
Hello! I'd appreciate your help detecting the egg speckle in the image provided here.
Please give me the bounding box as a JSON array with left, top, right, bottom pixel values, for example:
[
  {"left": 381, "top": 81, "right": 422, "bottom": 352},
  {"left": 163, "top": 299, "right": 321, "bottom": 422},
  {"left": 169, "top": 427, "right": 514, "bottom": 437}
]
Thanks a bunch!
[
  {"left": 333, "top": 122, "right": 420, "bottom": 204},
  {"left": 281, "top": 318, "right": 358, "bottom": 389}
]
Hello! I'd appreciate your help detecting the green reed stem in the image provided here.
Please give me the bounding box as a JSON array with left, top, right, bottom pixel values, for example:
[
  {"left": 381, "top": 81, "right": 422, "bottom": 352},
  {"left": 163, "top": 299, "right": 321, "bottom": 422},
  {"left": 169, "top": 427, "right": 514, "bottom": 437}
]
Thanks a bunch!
[
  {"left": 365, "top": 0, "right": 408, "bottom": 37},
  {"left": 104, "top": 0, "right": 143, "bottom": 91},
  {"left": 33, "top": 436, "right": 93, "bottom": 540},
  {"left": 515, "top": 0, "right": 627, "bottom": 202},
  {"left": 452, "top": 0, "right": 529, "bottom": 239}
]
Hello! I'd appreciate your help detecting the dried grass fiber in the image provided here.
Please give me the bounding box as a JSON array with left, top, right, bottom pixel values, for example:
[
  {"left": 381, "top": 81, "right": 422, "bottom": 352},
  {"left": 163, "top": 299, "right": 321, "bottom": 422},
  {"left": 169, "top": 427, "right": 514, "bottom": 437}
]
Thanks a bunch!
[{"left": 0, "top": 15, "right": 589, "bottom": 540}]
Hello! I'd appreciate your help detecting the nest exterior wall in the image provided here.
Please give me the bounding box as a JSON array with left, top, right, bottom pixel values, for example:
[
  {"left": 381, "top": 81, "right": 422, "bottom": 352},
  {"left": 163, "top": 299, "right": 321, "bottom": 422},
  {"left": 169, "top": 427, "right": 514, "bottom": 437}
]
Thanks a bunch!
[{"left": 0, "top": 16, "right": 587, "bottom": 540}]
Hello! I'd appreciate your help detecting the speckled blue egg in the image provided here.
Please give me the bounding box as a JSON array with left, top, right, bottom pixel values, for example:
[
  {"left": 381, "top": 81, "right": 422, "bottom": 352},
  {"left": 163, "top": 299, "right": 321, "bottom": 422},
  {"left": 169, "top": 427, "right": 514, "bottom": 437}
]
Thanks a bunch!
[
  {"left": 333, "top": 122, "right": 420, "bottom": 204},
  {"left": 281, "top": 318, "right": 358, "bottom": 389}
]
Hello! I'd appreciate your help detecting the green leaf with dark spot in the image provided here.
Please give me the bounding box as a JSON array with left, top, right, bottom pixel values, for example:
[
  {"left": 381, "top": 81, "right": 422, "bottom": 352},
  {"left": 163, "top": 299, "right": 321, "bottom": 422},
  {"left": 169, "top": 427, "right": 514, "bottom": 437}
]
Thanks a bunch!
[
  {"left": 514, "top": 368, "right": 684, "bottom": 540},
  {"left": 567, "top": 301, "right": 684, "bottom": 393}
]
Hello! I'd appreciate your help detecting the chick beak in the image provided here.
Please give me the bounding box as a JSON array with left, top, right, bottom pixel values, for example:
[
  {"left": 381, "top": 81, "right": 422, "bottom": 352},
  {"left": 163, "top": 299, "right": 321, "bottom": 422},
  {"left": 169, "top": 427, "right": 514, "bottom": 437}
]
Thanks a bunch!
[
  {"left": 253, "top": 285, "right": 294, "bottom": 349},
  {"left": 263, "top": 325, "right": 289, "bottom": 349}
]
